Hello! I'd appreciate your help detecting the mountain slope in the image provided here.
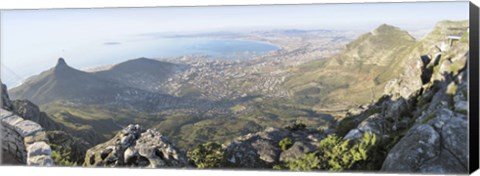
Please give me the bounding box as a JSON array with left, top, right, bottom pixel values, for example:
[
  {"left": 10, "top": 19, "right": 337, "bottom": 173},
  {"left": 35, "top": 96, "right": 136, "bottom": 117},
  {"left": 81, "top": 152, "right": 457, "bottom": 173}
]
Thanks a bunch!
[
  {"left": 93, "top": 57, "right": 188, "bottom": 92},
  {"left": 9, "top": 58, "right": 141, "bottom": 105},
  {"left": 284, "top": 24, "right": 418, "bottom": 108}
]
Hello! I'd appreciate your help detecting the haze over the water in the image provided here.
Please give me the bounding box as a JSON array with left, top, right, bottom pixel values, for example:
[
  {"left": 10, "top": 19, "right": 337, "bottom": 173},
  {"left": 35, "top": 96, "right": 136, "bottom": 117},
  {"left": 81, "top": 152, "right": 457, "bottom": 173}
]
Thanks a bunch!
[{"left": 0, "top": 1, "right": 468, "bottom": 87}]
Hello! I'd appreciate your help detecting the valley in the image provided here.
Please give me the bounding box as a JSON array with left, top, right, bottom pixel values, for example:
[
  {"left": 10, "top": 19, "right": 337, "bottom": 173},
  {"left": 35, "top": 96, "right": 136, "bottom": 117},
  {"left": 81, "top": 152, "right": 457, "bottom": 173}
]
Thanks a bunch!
[{"left": 9, "top": 29, "right": 357, "bottom": 150}]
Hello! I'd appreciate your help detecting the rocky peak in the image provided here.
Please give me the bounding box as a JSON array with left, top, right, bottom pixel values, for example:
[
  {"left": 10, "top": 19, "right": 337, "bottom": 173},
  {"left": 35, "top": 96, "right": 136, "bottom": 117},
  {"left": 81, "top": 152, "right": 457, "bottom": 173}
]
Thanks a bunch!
[
  {"left": 53, "top": 57, "right": 75, "bottom": 75},
  {"left": 55, "top": 57, "right": 68, "bottom": 68}
]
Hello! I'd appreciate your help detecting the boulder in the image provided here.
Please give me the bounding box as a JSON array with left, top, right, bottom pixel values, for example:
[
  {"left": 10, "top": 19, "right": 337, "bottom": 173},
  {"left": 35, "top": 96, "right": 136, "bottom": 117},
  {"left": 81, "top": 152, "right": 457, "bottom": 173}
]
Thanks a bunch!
[
  {"left": 441, "top": 118, "right": 468, "bottom": 169},
  {"left": 14, "top": 120, "right": 43, "bottom": 137},
  {"left": 83, "top": 124, "right": 189, "bottom": 168},
  {"left": 382, "top": 109, "right": 468, "bottom": 174},
  {"left": 27, "top": 141, "right": 52, "bottom": 158},
  {"left": 381, "top": 124, "right": 441, "bottom": 172},
  {"left": 27, "top": 155, "right": 54, "bottom": 166}
]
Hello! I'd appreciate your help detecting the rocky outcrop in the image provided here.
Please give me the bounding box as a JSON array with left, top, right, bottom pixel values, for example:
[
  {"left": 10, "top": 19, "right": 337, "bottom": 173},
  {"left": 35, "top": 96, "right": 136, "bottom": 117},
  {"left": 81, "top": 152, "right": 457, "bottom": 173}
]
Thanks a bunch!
[
  {"left": 381, "top": 62, "right": 469, "bottom": 173},
  {"left": 84, "top": 124, "right": 189, "bottom": 168},
  {"left": 381, "top": 107, "right": 468, "bottom": 173},
  {"left": 338, "top": 20, "right": 469, "bottom": 174},
  {"left": 383, "top": 56, "right": 425, "bottom": 100},
  {"left": 223, "top": 126, "right": 324, "bottom": 168},
  {"left": 1, "top": 81, "right": 54, "bottom": 166},
  {"left": 1, "top": 82, "right": 12, "bottom": 110},
  {"left": 1, "top": 108, "right": 53, "bottom": 166},
  {"left": 379, "top": 21, "right": 469, "bottom": 174},
  {"left": 10, "top": 100, "right": 62, "bottom": 131}
]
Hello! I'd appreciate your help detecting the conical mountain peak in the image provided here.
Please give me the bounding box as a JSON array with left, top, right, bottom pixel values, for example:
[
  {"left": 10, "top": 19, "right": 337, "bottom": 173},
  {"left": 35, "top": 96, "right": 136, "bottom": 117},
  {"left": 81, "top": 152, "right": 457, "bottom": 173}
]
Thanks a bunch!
[{"left": 55, "top": 57, "right": 69, "bottom": 68}]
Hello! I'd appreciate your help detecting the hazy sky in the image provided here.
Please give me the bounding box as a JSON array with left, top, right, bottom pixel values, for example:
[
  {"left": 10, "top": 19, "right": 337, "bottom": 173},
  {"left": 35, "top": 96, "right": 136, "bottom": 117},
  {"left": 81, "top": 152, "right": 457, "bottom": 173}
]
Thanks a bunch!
[{"left": 0, "top": 1, "right": 469, "bottom": 87}]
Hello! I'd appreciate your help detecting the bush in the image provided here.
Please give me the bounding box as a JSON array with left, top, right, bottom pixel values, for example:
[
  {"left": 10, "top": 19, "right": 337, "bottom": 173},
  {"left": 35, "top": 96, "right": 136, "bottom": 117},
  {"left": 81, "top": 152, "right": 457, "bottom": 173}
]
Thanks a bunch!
[
  {"left": 187, "top": 142, "right": 225, "bottom": 168},
  {"left": 320, "top": 132, "right": 376, "bottom": 171},
  {"left": 50, "top": 144, "right": 77, "bottom": 166},
  {"left": 279, "top": 137, "right": 294, "bottom": 151},
  {"left": 283, "top": 132, "right": 377, "bottom": 171},
  {"left": 284, "top": 152, "right": 321, "bottom": 171}
]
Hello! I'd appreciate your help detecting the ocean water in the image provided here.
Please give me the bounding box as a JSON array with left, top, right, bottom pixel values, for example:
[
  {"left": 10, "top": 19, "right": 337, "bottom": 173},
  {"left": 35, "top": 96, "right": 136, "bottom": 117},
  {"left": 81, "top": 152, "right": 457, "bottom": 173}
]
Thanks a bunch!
[{"left": 2, "top": 37, "right": 279, "bottom": 87}]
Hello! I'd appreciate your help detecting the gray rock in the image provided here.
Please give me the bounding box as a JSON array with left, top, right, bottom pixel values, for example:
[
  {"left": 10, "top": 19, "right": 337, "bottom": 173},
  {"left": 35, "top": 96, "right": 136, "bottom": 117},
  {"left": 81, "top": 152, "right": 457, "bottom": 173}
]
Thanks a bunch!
[
  {"left": 381, "top": 124, "right": 441, "bottom": 172},
  {"left": 84, "top": 124, "right": 189, "bottom": 168},
  {"left": 386, "top": 98, "right": 409, "bottom": 120},
  {"left": 27, "top": 141, "right": 52, "bottom": 158},
  {"left": 1, "top": 83, "right": 12, "bottom": 110},
  {"left": 419, "top": 149, "right": 467, "bottom": 173},
  {"left": 1, "top": 115, "right": 24, "bottom": 127},
  {"left": 14, "top": 120, "right": 43, "bottom": 137},
  {"left": 441, "top": 117, "right": 468, "bottom": 169},
  {"left": 132, "top": 129, "right": 188, "bottom": 168},
  {"left": 384, "top": 57, "right": 424, "bottom": 99},
  {"left": 344, "top": 129, "right": 363, "bottom": 140},
  {"left": 454, "top": 100, "right": 468, "bottom": 112},
  {"left": 27, "top": 155, "right": 54, "bottom": 166},
  {"left": 424, "top": 108, "right": 454, "bottom": 131},
  {"left": 428, "top": 87, "right": 451, "bottom": 111},
  {"left": 0, "top": 108, "right": 13, "bottom": 119},
  {"left": 11, "top": 100, "right": 62, "bottom": 131},
  {"left": 344, "top": 113, "right": 388, "bottom": 140},
  {"left": 357, "top": 113, "right": 388, "bottom": 135}
]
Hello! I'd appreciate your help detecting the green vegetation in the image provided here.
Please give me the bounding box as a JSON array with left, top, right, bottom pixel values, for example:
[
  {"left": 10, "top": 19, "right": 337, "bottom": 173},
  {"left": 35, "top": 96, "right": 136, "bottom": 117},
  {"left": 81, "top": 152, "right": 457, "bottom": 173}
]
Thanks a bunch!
[
  {"left": 187, "top": 142, "right": 225, "bottom": 168},
  {"left": 318, "top": 133, "right": 376, "bottom": 171},
  {"left": 50, "top": 144, "right": 78, "bottom": 166},
  {"left": 284, "top": 152, "right": 321, "bottom": 171},
  {"left": 279, "top": 137, "right": 294, "bottom": 151},
  {"left": 281, "top": 132, "right": 377, "bottom": 171}
]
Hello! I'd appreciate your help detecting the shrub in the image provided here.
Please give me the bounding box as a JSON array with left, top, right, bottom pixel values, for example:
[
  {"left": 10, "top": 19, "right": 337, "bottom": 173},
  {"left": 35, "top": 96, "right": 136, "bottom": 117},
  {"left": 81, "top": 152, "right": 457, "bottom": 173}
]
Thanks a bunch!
[
  {"left": 50, "top": 145, "right": 77, "bottom": 166},
  {"left": 284, "top": 152, "right": 321, "bottom": 171},
  {"left": 283, "top": 132, "right": 377, "bottom": 171},
  {"left": 187, "top": 142, "right": 225, "bottom": 168},
  {"left": 279, "top": 137, "right": 294, "bottom": 151}
]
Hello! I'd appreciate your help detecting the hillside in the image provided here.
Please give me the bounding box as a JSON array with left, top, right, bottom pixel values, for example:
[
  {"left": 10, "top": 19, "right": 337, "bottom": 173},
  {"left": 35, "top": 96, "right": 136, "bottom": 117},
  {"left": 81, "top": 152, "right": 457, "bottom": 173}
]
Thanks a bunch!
[
  {"left": 283, "top": 21, "right": 468, "bottom": 110},
  {"left": 9, "top": 58, "right": 142, "bottom": 105},
  {"left": 93, "top": 57, "right": 188, "bottom": 93}
]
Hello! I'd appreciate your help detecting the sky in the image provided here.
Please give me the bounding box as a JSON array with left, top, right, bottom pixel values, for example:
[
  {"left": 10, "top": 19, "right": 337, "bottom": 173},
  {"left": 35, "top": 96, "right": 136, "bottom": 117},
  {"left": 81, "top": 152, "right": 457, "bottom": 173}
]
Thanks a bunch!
[{"left": 0, "top": 1, "right": 469, "bottom": 87}]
